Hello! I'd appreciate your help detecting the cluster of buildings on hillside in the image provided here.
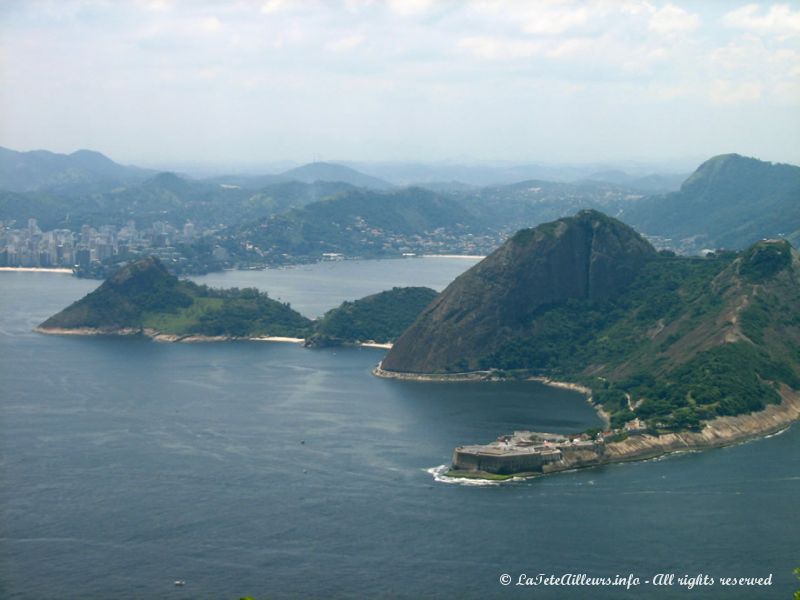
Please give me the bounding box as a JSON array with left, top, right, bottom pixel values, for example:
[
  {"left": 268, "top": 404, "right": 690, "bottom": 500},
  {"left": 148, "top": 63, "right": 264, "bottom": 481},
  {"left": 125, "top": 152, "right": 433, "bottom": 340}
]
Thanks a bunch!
[
  {"left": 344, "top": 220, "right": 505, "bottom": 257},
  {"left": 0, "top": 219, "right": 200, "bottom": 269}
]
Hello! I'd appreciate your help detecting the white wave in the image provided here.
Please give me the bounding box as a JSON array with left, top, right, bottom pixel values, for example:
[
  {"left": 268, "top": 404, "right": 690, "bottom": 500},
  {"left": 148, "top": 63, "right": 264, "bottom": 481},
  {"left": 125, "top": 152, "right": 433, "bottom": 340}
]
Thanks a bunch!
[
  {"left": 425, "top": 465, "right": 528, "bottom": 486},
  {"left": 763, "top": 426, "right": 791, "bottom": 439}
]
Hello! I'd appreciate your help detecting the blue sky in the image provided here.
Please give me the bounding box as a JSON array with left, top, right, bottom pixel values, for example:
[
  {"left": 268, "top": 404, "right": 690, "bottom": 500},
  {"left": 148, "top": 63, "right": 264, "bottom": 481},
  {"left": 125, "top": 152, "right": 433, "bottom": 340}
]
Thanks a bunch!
[{"left": 1, "top": 0, "right": 798, "bottom": 168}]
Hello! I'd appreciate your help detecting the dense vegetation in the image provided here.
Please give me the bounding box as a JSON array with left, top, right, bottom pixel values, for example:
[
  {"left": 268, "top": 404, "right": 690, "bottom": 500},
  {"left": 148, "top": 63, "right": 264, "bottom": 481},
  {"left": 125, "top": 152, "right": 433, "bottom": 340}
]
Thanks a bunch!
[
  {"left": 481, "top": 247, "right": 800, "bottom": 430},
  {"left": 144, "top": 284, "right": 313, "bottom": 338},
  {"left": 233, "top": 187, "right": 482, "bottom": 259},
  {"left": 625, "top": 154, "right": 800, "bottom": 252},
  {"left": 40, "top": 257, "right": 313, "bottom": 338},
  {"left": 384, "top": 211, "right": 800, "bottom": 434},
  {"left": 39, "top": 257, "right": 194, "bottom": 329},
  {"left": 739, "top": 239, "right": 792, "bottom": 281},
  {"left": 40, "top": 258, "right": 437, "bottom": 344},
  {"left": 0, "top": 171, "right": 356, "bottom": 231},
  {"left": 309, "top": 287, "right": 438, "bottom": 346}
]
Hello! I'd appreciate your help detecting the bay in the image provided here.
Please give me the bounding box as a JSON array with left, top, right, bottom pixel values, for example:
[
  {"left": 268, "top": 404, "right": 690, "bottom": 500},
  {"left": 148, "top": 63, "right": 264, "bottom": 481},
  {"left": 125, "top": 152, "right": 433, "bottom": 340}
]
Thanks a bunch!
[{"left": 1, "top": 260, "right": 798, "bottom": 599}]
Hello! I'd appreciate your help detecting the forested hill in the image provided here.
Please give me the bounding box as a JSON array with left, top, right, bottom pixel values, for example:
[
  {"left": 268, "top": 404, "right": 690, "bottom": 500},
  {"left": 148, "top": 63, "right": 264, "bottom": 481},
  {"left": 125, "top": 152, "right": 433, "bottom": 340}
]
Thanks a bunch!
[
  {"left": 38, "top": 257, "right": 313, "bottom": 338},
  {"left": 37, "top": 258, "right": 438, "bottom": 345},
  {"left": 308, "top": 286, "right": 438, "bottom": 346},
  {"left": 232, "top": 187, "right": 482, "bottom": 258},
  {"left": 0, "top": 170, "right": 356, "bottom": 231},
  {"left": 382, "top": 210, "right": 800, "bottom": 434},
  {"left": 0, "top": 146, "right": 152, "bottom": 192},
  {"left": 623, "top": 154, "right": 800, "bottom": 252}
]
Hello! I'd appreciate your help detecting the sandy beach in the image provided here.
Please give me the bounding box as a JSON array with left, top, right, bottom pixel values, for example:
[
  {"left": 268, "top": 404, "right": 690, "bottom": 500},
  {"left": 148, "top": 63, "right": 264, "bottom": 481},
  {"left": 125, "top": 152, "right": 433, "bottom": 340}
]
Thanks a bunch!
[
  {"left": 251, "top": 336, "right": 306, "bottom": 344},
  {"left": 35, "top": 327, "right": 393, "bottom": 349},
  {"left": 360, "top": 342, "right": 393, "bottom": 349},
  {"left": 0, "top": 267, "right": 73, "bottom": 274},
  {"left": 421, "top": 254, "right": 486, "bottom": 259}
]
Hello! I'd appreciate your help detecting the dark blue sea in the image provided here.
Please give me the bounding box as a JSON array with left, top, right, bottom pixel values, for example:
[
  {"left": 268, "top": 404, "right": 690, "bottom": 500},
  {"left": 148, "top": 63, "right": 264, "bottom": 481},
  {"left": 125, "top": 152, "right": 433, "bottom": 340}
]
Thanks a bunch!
[{"left": 1, "top": 258, "right": 798, "bottom": 599}]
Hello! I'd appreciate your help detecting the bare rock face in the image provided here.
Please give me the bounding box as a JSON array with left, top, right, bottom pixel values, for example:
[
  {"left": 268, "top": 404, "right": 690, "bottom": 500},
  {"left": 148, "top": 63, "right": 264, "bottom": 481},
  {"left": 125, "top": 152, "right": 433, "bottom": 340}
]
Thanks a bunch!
[{"left": 381, "top": 210, "right": 657, "bottom": 374}]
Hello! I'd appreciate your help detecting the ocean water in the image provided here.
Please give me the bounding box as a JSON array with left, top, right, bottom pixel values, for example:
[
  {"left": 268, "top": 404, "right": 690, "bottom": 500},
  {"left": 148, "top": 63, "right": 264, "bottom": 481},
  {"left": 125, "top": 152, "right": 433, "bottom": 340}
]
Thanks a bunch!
[
  {"left": 190, "top": 256, "right": 483, "bottom": 318},
  {"left": 1, "top": 261, "right": 799, "bottom": 599}
]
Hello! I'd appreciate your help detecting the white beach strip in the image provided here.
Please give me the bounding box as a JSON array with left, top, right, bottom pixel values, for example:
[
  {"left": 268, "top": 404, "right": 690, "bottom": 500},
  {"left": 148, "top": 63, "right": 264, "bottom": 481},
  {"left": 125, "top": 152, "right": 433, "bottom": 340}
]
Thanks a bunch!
[
  {"left": 420, "top": 254, "right": 486, "bottom": 259},
  {"left": 0, "top": 267, "right": 73, "bottom": 274},
  {"left": 360, "top": 342, "right": 393, "bottom": 349},
  {"left": 251, "top": 336, "right": 306, "bottom": 343}
]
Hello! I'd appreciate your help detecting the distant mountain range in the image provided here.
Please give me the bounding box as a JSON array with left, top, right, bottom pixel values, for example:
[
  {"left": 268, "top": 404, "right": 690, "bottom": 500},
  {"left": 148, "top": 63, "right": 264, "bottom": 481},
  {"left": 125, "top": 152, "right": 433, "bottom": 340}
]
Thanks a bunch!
[
  {"left": 230, "top": 186, "right": 485, "bottom": 260},
  {"left": 580, "top": 169, "right": 688, "bottom": 193},
  {"left": 0, "top": 147, "right": 394, "bottom": 193},
  {"left": 2, "top": 147, "right": 798, "bottom": 274},
  {"left": 0, "top": 147, "right": 153, "bottom": 192},
  {"left": 0, "top": 146, "right": 687, "bottom": 194},
  {"left": 206, "top": 162, "right": 393, "bottom": 191},
  {"left": 623, "top": 154, "right": 800, "bottom": 252},
  {"left": 0, "top": 168, "right": 356, "bottom": 230},
  {"left": 344, "top": 160, "right": 689, "bottom": 191}
]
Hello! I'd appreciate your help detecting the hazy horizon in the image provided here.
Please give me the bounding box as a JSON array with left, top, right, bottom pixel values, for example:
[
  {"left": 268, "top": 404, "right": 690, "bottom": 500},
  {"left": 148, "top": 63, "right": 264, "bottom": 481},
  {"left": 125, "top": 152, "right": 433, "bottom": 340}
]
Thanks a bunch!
[{"left": 1, "top": 1, "right": 798, "bottom": 167}]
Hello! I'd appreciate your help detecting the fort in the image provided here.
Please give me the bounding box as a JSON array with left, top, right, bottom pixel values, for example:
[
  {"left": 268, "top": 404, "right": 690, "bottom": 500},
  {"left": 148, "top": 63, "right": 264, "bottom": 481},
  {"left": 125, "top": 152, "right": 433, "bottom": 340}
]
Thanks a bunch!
[{"left": 450, "top": 431, "right": 605, "bottom": 477}]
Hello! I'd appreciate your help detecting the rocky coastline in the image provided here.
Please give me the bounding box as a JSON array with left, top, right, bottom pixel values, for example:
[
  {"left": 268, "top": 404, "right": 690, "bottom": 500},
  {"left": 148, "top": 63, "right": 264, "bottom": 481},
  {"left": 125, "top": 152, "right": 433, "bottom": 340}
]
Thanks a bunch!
[
  {"left": 375, "top": 362, "right": 800, "bottom": 480},
  {"left": 446, "top": 389, "right": 800, "bottom": 481},
  {"left": 374, "top": 362, "right": 611, "bottom": 427}
]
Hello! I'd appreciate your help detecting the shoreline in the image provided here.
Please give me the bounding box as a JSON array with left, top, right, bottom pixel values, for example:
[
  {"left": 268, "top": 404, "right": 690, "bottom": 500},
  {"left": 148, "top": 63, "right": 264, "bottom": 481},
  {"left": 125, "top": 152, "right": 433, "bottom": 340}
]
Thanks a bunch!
[
  {"left": 0, "top": 255, "right": 482, "bottom": 280},
  {"left": 421, "top": 254, "right": 486, "bottom": 260},
  {"left": 444, "top": 393, "right": 800, "bottom": 483},
  {"left": 374, "top": 363, "right": 800, "bottom": 479},
  {"left": 373, "top": 363, "right": 609, "bottom": 427},
  {"left": 0, "top": 267, "right": 73, "bottom": 274},
  {"left": 33, "top": 326, "right": 391, "bottom": 349},
  {"left": 34, "top": 326, "right": 308, "bottom": 344}
]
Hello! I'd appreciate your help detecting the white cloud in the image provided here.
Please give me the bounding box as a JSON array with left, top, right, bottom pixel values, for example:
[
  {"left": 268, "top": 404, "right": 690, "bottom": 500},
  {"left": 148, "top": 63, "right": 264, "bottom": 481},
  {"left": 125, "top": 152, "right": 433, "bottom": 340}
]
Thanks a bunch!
[
  {"left": 458, "top": 36, "right": 544, "bottom": 60},
  {"left": 326, "top": 34, "right": 365, "bottom": 51},
  {"left": 648, "top": 3, "right": 700, "bottom": 35},
  {"left": 467, "top": 1, "right": 593, "bottom": 35},
  {"left": 519, "top": 5, "right": 590, "bottom": 36},
  {"left": 770, "top": 79, "right": 800, "bottom": 105},
  {"left": 388, "top": 0, "right": 436, "bottom": 18},
  {"left": 344, "top": 0, "right": 376, "bottom": 13},
  {"left": 197, "top": 16, "right": 222, "bottom": 33},
  {"left": 709, "top": 79, "right": 762, "bottom": 105},
  {"left": 260, "top": 0, "right": 285, "bottom": 15},
  {"left": 2, "top": 0, "right": 799, "bottom": 163},
  {"left": 723, "top": 4, "right": 800, "bottom": 37},
  {"left": 142, "top": 0, "right": 170, "bottom": 11}
]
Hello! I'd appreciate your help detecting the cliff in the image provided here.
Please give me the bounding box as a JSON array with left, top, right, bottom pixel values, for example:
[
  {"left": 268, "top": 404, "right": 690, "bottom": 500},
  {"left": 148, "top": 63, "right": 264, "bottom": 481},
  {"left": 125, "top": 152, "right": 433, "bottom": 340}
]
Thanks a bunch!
[
  {"left": 382, "top": 210, "right": 656, "bottom": 374},
  {"left": 381, "top": 210, "right": 800, "bottom": 436}
]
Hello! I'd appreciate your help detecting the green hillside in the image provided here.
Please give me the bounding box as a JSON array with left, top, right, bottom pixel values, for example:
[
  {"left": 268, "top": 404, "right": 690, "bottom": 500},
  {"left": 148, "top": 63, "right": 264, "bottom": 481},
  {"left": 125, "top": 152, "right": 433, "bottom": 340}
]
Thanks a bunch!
[
  {"left": 234, "top": 187, "right": 482, "bottom": 258},
  {"left": 39, "top": 257, "right": 312, "bottom": 338},
  {"left": 38, "top": 258, "right": 437, "bottom": 345},
  {"left": 308, "top": 286, "right": 438, "bottom": 346},
  {"left": 624, "top": 154, "right": 800, "bottom": 252},
  {"left": 382, "top": 211, "right": 800, "bottom": 433}
]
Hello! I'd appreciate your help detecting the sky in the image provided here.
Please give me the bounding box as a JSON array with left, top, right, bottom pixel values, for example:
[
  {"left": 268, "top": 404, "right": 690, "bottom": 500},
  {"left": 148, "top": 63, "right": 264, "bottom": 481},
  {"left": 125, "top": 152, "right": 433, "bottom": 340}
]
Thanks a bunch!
[{"left": 1, "top": 0, "right": 799, "bottom": 169}]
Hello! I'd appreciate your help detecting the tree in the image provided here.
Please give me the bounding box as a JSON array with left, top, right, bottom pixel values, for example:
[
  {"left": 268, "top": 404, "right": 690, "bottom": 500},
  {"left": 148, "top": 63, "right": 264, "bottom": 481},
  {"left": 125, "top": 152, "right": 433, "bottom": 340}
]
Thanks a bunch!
[{"left": 794, "top": 567, "right": 800, "bottom": 600}]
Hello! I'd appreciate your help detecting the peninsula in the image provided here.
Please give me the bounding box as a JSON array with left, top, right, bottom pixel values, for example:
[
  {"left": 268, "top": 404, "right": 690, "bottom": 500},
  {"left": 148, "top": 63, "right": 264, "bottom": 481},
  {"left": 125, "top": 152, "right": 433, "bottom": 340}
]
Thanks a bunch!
[{"left": 378, "top": 210, "right": 800, "bottom": 478}]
